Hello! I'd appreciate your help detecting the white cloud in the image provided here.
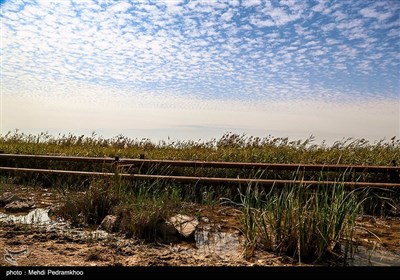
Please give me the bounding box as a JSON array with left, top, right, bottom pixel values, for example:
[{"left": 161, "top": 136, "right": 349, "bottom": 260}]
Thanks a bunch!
[
  {"left": 108, "top": 2, "right": 131, "bottom": 14},
  {"left": 221, "top": 9, "right": 234, "bottom": 21},
  {"left": 0, "top": 0, "right": 398, "bottom": 141},
  {"left": 360, "top": 6, "right": 393, "bottom": 22},
  {"left": 4, "top": 84, "right": 398, "bottom": 143},
  {"left": 241, "top": 0, "right": 261, "bottom": 8},
  {"left": 311, "top": 0, "right": 330, "bottom": 13}
]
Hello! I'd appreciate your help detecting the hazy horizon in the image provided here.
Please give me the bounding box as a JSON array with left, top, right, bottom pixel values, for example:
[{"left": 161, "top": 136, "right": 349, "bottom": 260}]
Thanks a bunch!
[{"left": 1, "top": 126, "right": 398, "bottom": 147}]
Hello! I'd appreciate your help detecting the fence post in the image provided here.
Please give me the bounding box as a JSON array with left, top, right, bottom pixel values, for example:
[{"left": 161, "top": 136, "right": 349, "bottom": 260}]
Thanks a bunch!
[
  {"left": 389, "top": 160, "right": 399, "bottom": 182},
  {"left": 114, "top": 156, "right": 120, "bottom": 175},
  {"left": 139, "top": 154, "right": 147, "bottom": 174}
]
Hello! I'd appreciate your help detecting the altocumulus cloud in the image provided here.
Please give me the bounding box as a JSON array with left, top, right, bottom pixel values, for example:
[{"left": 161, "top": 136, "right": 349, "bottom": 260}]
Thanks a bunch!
[{"left": 0, "top": 0, "right": 399, "bottom": 141}]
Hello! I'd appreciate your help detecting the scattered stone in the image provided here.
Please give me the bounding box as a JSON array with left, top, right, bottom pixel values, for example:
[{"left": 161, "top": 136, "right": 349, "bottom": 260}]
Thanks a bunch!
[
  {"left": 157, "top": 220, "right": 179, "bottom": 243},
  {"left": 117, "top": 246, "right": 136, "bottom": 256},
  {"left": 99, "top": 215, "right": 118, "bottom": 233},
  {"left": 201, "top": 217, "right": 210, "bottom": 223},
  {"left": 1, "top": 193, "right": 36, "bottom": 211},
  {"left": 85, "top": 246, "right": 108, "bottom": 262},
  {"left": 4, "top": 200, "right": 34, "bottom": 213},
  {"left": 47, "top": 203, "right": 61, "bottom": 217},
  {"left": 169, "top": 214, "right": 199, "bottom": 238},
  {"left": 0, "top": 192, "right": 18, "bottom": 207}
]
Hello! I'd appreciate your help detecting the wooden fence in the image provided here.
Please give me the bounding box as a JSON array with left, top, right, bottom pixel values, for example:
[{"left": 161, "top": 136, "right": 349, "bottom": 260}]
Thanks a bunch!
[{"left": 0, "top": 153, "right": 399, "bottom": 188}]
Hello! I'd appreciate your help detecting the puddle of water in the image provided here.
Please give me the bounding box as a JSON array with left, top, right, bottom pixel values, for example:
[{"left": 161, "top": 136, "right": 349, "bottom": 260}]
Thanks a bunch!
[
  {"left": 194, "top": 230, "right": 242, "bottom": 257},
  {"left": 0, "top": 208, "right": 51, "bottom": 224},
  {"left": 62, "top": 228, "right": 110, "bottom": 240},
  {"left": 0, "top": 208, "right": 111, "bottom": 241},
  {"left": 347, "top": 246, "right": 400, "bottom": 266},
  {"left": 192, "top": 229, "right": 400, "bottom": 266}
]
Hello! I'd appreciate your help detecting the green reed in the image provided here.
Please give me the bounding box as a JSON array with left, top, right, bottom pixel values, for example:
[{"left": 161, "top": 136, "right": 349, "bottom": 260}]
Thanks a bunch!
[
  {"left": 0, "top": 131, "right": 398, "bottom": 166},
  {"left": 239, "top": 173, "right": 370, "bottom": 263}
]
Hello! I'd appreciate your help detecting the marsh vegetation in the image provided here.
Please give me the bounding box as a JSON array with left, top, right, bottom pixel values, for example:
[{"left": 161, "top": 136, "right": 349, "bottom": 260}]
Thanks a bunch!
[{"left": 0, "top": 131, "right": 399, "bottom": 265}]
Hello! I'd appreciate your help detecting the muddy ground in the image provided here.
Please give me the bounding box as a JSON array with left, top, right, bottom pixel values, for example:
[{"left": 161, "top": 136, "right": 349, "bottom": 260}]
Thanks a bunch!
[
  {"left": 0, "top": 184, "right": 399, "bottom": 267},
  {"left": 0, "top": 223, "right": 296, "bottom": 267}
]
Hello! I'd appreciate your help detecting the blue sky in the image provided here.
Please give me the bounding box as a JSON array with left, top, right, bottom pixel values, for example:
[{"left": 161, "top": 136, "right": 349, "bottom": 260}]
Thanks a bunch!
[{"left": 1, "top": 0, "right": 399, "bottom": 143}]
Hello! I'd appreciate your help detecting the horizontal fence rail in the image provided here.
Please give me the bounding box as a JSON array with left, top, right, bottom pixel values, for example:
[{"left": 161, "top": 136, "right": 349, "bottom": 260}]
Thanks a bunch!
[
  {"left": 0, "top": 153, "right": 399, "bottom": 188},
  {"left": 0, "top": 154, "right": 116, "bottom": 163},
  {"left": 0, "top": 153, "right": 398, "bottom": 173},
  {"left": 0, "top": 166, "right": 399, "bottom": 188}
]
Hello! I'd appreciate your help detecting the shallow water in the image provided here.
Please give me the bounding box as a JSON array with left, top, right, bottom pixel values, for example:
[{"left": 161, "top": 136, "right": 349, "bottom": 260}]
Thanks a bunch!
[
  {"left": 194, "top": 230, "right": 242, "bottom": 257},
  {"left": 193, "top": 228, "right": 400, "bottom": 266},
  {"left": 347, "top": 246, "right": 400, "bottom": 266},
  {"left": 0, "top": 208, "right": 51, "bottom": 224},
  {"left": 1, "top": 209, "right": 398, "bottom": 266},
  {"left": 1, "top": 184, "right": 399, "bottom": 266},
  {"left": 0, "top": 208, "right": 110, "bottom": 242}
]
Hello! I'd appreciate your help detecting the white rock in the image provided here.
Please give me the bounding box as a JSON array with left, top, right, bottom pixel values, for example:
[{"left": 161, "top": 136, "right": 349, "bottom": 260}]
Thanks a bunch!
[
  {"left": 99, "top": 215, "right": 118, "bottom": 232},
  {"left": 169, "top": 214, "right": 199, "bottom": 238}
]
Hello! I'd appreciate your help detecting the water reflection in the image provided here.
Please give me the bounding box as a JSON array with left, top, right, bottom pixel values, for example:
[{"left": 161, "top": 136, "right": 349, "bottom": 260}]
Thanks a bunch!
[
  {"left": 0, "top": 208, "right": 110, "bottom": 241},
  {"left": 347, "top": 246, "right": 400, "bottom": 266},
  {"left": 1, "top": 207, "right": 399, "bottom": 266},
  {"left": 195, "top": 230, "right": 242, "bottom": 257}
]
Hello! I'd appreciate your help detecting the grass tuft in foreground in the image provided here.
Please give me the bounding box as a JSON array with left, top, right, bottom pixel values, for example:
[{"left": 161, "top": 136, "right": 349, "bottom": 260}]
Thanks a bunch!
[
  {"left": 239, "top": 176, "right": 369, "bottom": 263},
  {"left": 57, "top": 176, "right": 187, "bottom": 240}
]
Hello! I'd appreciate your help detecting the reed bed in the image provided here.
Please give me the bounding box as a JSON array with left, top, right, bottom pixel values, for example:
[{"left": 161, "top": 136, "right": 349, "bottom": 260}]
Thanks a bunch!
[
  {"left": 0, "top": 131, "right": 398, "bottom": 165},
  {"left": 1, "top": 131, "right": 398, "bottom": 188},
  {"left": 0, "top": 131, "right": 398, "bottom": 263},
  {"left": 238, "top": 175, "right": 370, "bottom": 263}
]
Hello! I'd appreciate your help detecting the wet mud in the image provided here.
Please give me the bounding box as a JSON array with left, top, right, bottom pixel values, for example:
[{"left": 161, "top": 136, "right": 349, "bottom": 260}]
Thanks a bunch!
[{"left": 0, "top": 184, "right": 399, "bottom": 266}]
